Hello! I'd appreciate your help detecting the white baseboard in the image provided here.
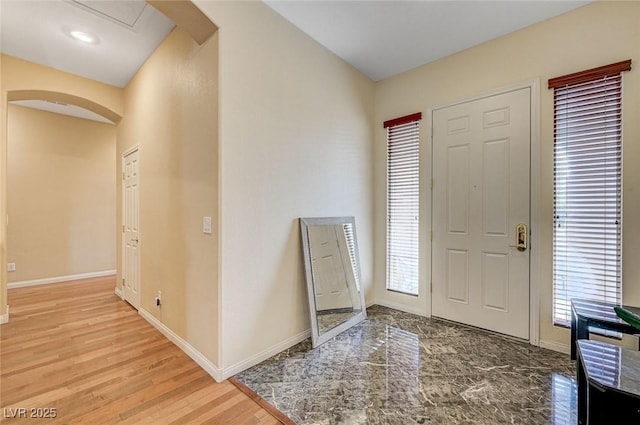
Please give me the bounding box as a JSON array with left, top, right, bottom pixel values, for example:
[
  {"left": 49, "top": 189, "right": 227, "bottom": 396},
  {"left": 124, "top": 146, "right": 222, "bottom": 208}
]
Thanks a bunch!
[
  {"left": 222, "top": 328, "right": 311, "bottom": 380},
  {"left": 8, "top": 270, "right": 117, "bottom": 289},
  {"left": 114, "top": 286, "right": 124, "bottom": 300},
  {"left": 138, "top": 307, "right": 314, "bottom": 381},
  {"left": 138, "top": 308, "right": 223, "bottom": 382},
  {"left": 0, "top": 305, "right": 9, "bottom": 324},
  {"left": 539, "top": 339, "right": 570, "bottom": 355},
  {"left": 373, "top": 300, "right": 428, "bottom": 317}
]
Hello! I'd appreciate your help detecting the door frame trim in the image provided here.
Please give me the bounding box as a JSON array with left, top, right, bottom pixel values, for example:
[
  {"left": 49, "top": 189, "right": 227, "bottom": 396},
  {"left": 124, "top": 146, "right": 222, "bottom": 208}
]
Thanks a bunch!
[
  {"left": 427, "top": 79, "right": 541, "bottom": 346},
  {"left": 121, "top": 145, "right": 140, "bottom": 309}
]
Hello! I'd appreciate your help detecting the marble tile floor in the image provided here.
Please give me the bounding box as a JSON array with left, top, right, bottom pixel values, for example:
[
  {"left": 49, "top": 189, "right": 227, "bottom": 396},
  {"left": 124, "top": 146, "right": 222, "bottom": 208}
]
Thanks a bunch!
[{"left": 235, "top": 306, "right": 578, "bottom": 425}]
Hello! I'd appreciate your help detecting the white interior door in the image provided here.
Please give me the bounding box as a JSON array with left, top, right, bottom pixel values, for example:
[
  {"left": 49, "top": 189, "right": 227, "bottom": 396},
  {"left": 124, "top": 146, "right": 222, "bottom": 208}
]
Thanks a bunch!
[
  {"left": 432, "top": 88, "right": 530, "bottom": 339},
  {"left": 309, "top": 225, "right": 353, "bottom": 311},
  {"left": 122, "top": 148, "right": 140, "bottom": 309}
]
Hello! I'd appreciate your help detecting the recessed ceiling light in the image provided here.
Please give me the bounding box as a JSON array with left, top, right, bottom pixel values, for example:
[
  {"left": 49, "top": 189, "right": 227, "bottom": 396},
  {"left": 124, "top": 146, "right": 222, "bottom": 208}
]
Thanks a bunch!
[{"left": 69, "top": 30, "right": 98, "bottom": 44}]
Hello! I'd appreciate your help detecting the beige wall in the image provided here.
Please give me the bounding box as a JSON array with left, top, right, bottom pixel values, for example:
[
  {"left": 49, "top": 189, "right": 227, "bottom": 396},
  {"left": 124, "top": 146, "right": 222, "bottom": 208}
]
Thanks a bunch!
[
  {"left": 374, "top": 1, "right": 640, "bottom": 348},
  {"left": 196, "top": 0, "right": 375, "bottom": 373},
  {"left": 0, "top": 55, "right": 123, "bottom": 117},
  {"left": 7, "top": 105, "right": 116, "bottom": 282},
  {"left": 116, "top": 27, "right": 220, "bottom": 365},
  {"left": 1, "top": 54, "right": 123, "bottom": 319}
]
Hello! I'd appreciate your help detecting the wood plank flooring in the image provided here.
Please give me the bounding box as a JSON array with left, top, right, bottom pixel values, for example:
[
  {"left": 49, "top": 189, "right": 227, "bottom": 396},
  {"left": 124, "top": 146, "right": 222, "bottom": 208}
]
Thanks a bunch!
[{"left": 0, "top": 277, "right": 288, "bottom": 425}]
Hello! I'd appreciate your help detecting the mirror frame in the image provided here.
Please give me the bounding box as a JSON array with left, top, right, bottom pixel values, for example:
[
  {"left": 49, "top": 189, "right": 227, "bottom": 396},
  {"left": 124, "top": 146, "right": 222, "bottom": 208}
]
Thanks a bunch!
[{"left": 300, "top": 216, "right": 367, "bottom": 348}]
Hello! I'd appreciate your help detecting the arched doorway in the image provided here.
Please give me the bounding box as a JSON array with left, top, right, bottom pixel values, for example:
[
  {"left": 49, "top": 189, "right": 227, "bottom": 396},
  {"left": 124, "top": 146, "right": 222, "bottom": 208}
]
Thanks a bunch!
[{"left": 1, "top": 85, "right": 123, "bottom": 324}]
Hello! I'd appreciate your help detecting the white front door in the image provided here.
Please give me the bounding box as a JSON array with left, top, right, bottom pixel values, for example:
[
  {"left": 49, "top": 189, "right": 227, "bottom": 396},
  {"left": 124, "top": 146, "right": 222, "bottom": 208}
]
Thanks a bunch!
[
  {"left": 122, "top": 148, "right": 140, "bottom": 309},
  {"left": 432, "top": 88, "right": 530, "bottom": 339},
  {"left": 309, "top": 225, "right": 353, "bottom": 311}
]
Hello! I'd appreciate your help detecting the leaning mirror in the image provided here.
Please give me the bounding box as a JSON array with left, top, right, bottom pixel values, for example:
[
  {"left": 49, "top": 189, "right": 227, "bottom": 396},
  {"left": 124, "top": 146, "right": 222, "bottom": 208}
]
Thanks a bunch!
[{"left": 300, "top": 217, "right": 367, "bottom": 348}]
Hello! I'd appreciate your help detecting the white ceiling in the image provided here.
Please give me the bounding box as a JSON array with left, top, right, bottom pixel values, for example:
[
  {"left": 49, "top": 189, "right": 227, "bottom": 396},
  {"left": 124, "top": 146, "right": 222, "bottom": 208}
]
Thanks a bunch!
[
  {"left": 0, "top": 0, "right": 175, "bottom": 88},
  {"left": 1, "top": 0, "right": 593, "bottom": 123},
  {"left": 264, "top": 0, "right": 593, "bottom": 81}
]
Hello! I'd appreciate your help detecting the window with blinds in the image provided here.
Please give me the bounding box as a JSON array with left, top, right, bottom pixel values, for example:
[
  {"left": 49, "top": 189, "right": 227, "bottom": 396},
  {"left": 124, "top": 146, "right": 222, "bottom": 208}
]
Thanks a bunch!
[
  {"left": 385, "top": 113, "right": 421, "bottom": 295},
  {"left": 549, "top": 60, "right": 631, "bottom": 326}
]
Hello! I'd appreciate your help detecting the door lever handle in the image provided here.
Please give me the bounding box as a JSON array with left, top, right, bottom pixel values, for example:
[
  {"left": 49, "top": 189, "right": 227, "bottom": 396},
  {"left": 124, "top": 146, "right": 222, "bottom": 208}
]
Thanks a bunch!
[{"left": 513, "top": 223, "right": 527, "bottom": 252}]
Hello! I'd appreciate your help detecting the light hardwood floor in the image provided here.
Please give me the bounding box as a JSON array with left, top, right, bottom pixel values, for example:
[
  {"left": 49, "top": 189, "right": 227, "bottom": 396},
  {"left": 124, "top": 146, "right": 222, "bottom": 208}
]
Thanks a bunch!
[{"left": 0, "top": 277, "right": 289, "bottom": 425}]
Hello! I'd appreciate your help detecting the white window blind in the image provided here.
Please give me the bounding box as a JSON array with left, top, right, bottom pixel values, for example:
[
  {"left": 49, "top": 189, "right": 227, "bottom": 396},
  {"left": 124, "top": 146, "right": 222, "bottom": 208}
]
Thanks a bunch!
[
  {"left": 550, "top": 60, "right": 631, "bottom": 326},
  {"left": 343, "top": 223, "right": 361, "bottom": 292},
  {"left": 385, "top": 113, "right": 421, "bottom": 295}
]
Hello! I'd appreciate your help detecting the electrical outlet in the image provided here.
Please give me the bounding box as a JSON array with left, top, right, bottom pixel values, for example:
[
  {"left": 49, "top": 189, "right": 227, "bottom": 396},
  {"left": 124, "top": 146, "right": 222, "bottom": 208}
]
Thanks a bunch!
[
  {"left": 7, "top": 263, "right": 16, "bottom": 272},
  {"left": 155, "top": 291, "right": 162, "bottom": 307}
]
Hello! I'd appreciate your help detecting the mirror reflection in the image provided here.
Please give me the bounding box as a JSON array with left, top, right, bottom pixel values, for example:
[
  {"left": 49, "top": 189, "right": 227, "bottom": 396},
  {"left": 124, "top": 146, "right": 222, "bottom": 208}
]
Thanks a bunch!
[{"left": 300, "top": 217, "right": 367, "bottom": 347}]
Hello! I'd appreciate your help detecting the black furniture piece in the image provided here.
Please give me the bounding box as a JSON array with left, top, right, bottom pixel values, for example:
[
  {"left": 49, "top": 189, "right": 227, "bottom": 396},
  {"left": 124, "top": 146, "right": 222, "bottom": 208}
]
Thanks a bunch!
[
  {"left": 576, "top": 340, "right": 640, "bottom": 424},
  {"left": 570, "top": 299, "right": 640, "bottom": 360}
]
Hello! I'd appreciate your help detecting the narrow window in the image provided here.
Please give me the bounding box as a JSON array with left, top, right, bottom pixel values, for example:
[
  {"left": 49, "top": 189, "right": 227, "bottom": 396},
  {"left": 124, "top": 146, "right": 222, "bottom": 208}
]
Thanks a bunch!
[
  {"left": 385, "top": 113, "right": 421, "bottom": 295},
  {"left": 549, "top": 60, "right": 631, "bottom": 326}
]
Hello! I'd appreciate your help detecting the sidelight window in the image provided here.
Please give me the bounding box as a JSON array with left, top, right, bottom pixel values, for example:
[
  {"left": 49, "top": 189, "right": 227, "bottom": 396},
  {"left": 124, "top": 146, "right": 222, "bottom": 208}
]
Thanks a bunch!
[
  {"left": 550, "top": 60, "right": 630, "bottom": 326},
  {"left": 385, "top": 113, "right": 421, "bottom": 295}
]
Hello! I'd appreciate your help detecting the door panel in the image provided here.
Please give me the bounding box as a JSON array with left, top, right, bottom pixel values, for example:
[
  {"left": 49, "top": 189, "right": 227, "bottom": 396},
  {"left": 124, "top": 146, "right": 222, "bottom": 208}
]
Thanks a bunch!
[
  {"left": 447, "top": 145, "right": 469, "bottom": 234},
  {"left": 122, "top": 149, "right": 140, "bottom": 309},
  {"left": 432, "top": 88, "right": 530, "bottom": 339},
  {"left": 446, "top": 249, "right": 469, "bottom": 303},
  {"left": 482, "top": 139, "right": 509, "bottom": 236},
  {"left": 482, "top": 252, "right": 508, "bottom": 311}
]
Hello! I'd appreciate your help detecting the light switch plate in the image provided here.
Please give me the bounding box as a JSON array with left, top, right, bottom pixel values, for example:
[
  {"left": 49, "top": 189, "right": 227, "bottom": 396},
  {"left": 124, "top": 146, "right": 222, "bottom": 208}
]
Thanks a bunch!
[
  {"left": 7, "top": 263, "right": 16, "bottom": 272},
  {"left": 203, "top": 217, "right": 212, "bottom": 234}
]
